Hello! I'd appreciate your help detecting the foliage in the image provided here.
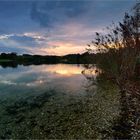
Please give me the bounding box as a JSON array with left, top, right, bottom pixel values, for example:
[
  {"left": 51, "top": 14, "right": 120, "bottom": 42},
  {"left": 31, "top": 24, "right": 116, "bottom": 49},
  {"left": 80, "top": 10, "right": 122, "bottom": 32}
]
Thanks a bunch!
[
  {"left": 88, "top": 2, "right": 140, "bottom": 86},
  {"left": 0, "top": 52, "right": 96, "bottom": 68}
]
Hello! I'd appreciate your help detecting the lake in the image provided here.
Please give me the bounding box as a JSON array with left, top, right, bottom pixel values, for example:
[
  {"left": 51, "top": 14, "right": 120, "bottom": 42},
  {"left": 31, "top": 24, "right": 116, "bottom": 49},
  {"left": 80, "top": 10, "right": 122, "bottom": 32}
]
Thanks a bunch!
[{"left": 0, "top": 64, "right": 120, "bottom": 139}]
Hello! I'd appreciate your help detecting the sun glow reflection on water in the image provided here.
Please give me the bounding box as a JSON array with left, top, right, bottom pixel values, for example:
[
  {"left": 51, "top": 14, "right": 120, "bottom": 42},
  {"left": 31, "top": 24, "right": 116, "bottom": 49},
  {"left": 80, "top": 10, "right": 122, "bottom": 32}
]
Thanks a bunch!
[
  {"left": 42, "top": 64, "right": 82, "bottom": 76},
  {"left": 0, "top": 64, "right": 100, "bottom": 99}
]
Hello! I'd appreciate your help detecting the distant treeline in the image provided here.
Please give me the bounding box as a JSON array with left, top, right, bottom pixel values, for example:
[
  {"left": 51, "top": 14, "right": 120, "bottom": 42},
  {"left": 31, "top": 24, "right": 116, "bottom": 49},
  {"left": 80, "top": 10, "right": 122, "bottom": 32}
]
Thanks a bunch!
[
  {"left": 0, "top": 51, "right": 140, "bottom": 69},
  {"left": 0, "top": 52, "right": 97, "bottom": 68}
]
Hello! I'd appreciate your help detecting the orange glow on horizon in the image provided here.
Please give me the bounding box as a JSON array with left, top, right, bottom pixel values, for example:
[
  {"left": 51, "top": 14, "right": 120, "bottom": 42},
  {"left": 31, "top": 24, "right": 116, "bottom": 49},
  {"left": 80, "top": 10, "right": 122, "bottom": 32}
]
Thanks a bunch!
[{"left": 40, "top": 41, "right": 86, "bottom": 55}]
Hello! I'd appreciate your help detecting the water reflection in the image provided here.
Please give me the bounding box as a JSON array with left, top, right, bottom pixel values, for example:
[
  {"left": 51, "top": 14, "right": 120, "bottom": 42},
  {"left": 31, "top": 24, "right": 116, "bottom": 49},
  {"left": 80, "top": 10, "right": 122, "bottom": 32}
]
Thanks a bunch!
[
  {"left": 0, "top": 64, "right": 99, "bottom": 99},
  {"left": 0, "top": 64, "right": 120, "bottom": 139},
  {"left": 82, "top": 64, "right": 101, "bottom": 80},
  {"left": 42, "top": 64, "right": 82, "bottom": 76}
]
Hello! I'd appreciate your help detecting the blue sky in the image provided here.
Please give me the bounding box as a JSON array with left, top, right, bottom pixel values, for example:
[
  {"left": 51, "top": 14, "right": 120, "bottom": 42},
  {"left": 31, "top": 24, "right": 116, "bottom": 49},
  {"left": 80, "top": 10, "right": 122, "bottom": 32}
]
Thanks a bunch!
[{"left": 0, "top": 0, "right": 136, "bottom": 55}]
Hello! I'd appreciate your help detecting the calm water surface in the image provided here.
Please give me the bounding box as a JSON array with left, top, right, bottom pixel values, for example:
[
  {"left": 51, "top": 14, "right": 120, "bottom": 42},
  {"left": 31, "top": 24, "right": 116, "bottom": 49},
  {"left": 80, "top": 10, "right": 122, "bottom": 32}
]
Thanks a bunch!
[
  {"left": 0, "top": 64, "right": 97, "bottom": 99},
  {"left": 0, "top": 64, "right": 120, "bottom": 139}
]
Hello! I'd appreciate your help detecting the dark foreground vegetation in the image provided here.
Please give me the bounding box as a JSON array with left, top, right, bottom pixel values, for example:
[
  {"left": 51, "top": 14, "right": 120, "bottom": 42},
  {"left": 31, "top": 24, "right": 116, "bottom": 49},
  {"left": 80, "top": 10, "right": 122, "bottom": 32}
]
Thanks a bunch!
[{"left": 87, "top": 2, "right": 140, "bottom": 139}]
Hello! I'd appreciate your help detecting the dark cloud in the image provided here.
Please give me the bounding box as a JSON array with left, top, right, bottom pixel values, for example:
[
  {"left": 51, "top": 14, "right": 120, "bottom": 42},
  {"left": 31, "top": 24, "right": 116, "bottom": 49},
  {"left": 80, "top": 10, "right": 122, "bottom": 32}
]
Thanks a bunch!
[
  {"left": 0, "top": 0, "right": 136, "bottom": 55},
  {"left": 30, "top": 0, "right": 136, "bottom": 28},
  {"left": 31, "top": 3, "right": 51, "bottom": 27},
  {"left": 0, "top": 45, "right": 27, "bottom": 54},
  {"left": 0, "top": 1, "right": 39, "bottom": 34},
  {"left": 10, "top": 35, "right": 37, "bottom": 47},
  {"left": 0, "top": 34, "right": 46, "bottom": 51},
  {"left": 30, "top": 1, "right": 89, "bottom": 27},
  {"left": 0, "top": 33, "right": 47, "bottom": 54},
  {"left": 55, "top": 1, "right": 87, "bottom": 17}
]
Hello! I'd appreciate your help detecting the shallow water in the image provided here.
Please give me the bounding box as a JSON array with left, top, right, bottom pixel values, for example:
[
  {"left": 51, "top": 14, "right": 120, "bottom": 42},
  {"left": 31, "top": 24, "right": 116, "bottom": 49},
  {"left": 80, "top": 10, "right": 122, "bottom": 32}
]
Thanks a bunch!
[{"left": 0, "top": 64, "right": 120, "bottom": 139}]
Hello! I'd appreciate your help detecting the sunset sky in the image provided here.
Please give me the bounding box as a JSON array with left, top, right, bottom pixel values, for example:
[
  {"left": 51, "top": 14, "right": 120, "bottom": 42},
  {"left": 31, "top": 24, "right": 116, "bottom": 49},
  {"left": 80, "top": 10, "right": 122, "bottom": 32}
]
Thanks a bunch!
[{"left": 0, "top": 0, "right": 136, "bottom": 56}]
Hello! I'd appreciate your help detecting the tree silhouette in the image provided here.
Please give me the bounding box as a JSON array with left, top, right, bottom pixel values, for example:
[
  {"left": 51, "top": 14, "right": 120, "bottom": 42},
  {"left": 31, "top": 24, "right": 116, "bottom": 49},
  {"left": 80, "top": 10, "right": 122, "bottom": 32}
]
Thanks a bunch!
[
  {"left": 88, "top": 3, "right": 140, "bottom": 138},
  {"left": 88, "top": 2, "right": 140, "bottom": 89}
]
